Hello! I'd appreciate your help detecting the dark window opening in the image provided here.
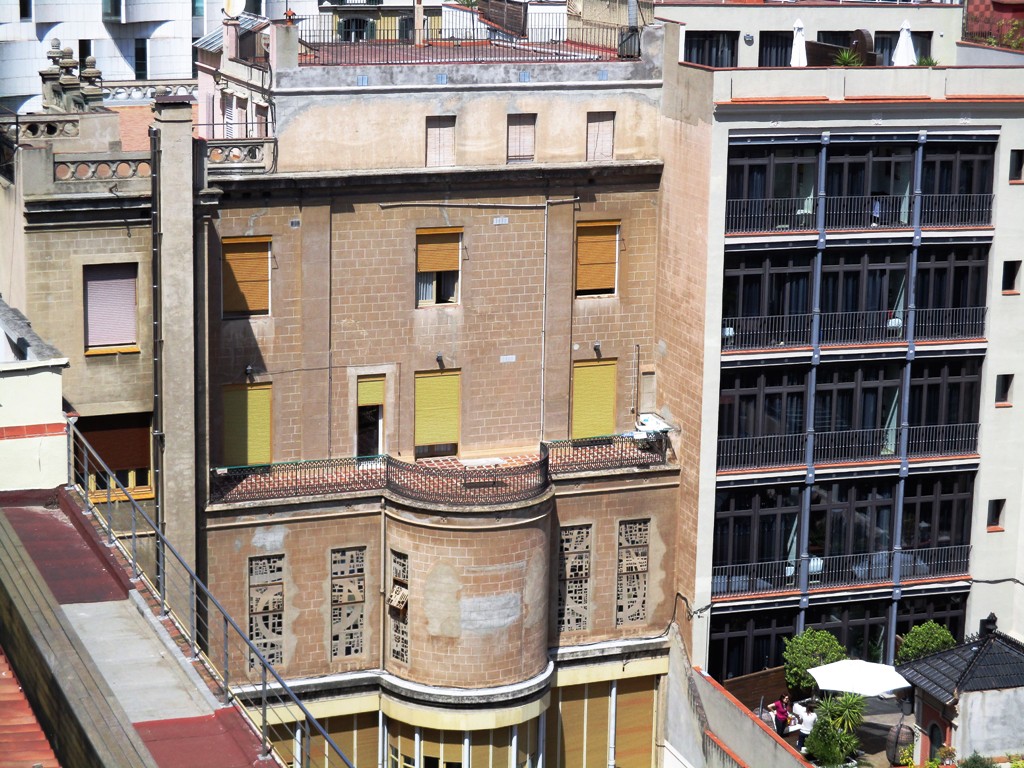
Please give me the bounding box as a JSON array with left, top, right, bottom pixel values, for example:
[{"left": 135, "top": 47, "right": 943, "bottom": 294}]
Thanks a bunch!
[
  {"left": 1002, "top": 260, "right": 1021, "bottom": 293},
  {"left": 1011, "top": 150, "right": 1024, "bottom": 181},
  {"left": 684, "top": 31, "right": 739, "bottom": 67},
  {"left": 134, "top": 39, "right": 148, "bottom": 80},
  {"left": 996, "top": 374, "right": 1013, "bottom": 405},
  {"left": 987, "top": 499, "right": 1005, "bottom": 528}
]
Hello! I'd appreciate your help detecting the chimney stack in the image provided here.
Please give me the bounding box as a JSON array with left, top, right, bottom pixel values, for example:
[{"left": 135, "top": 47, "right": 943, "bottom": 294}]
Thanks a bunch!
[{"left": 980, "top": 613, "right": 998, "bottom": 638}]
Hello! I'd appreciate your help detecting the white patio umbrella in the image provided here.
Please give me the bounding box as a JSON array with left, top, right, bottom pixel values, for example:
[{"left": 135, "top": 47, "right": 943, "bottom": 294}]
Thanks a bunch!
[
  {"left": 892, "top": 20, "right": 918, "bottom": 67},
  {"left": 790, "top": 19, "right": 808, "bottom": 68},
  {"left": 808, "top": 659, "right": 911, "bottom": 697}
]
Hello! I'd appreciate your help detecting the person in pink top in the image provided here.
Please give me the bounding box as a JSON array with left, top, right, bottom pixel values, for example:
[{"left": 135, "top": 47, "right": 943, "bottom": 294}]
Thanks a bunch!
[{"left": 767, "top": 693, "right": 793, "bottom": 737}]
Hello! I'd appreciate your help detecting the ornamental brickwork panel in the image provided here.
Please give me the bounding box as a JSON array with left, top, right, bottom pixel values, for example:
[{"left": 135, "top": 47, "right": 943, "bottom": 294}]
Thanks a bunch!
[
  {"left": 331, "top": 547, "right": 366, "bottom": 658},
  {"left": 616, "top": 519, "right": 649, "bottom": 626},
  {"left": 248, "top": 554, "right": 285, "bottom": 668},
  {"left": 558, "top": 525, "right": 592, "bottom": 631}
]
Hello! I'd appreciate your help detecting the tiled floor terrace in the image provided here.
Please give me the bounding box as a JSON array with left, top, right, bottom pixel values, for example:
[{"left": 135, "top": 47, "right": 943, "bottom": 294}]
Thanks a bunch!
[{"left": 209, "top": 433, "right": 672, "bottom": 505}]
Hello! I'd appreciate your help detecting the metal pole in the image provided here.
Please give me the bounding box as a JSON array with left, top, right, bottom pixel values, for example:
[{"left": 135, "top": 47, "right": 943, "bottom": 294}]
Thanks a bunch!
[
  {"left": 131, "top": 501, "right": 139, "bottom": 579},
  {"left": 189, "top": 580, "right": 198, "bottom": 659},
  {"left": 106, "top": 474, "right": 114, "bottom": 546},
  {"left": 261, "top": 663, "right": 270, "bottom": 756},
  {"left": 223, "top": 614, "right": 231, "bottom": 703}
]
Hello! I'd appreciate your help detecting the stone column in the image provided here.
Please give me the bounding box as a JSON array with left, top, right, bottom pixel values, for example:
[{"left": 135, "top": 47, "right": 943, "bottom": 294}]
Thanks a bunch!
[{"left": 152, "top": 93, "right": 198, "bottom": 576}]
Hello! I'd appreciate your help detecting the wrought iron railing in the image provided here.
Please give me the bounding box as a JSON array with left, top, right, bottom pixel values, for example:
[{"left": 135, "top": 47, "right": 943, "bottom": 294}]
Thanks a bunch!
[
  {"left": 721, "top": 314, "right": 812, "bottom": 351},
  {"left": 723, "top": 197, "right": 816, "bottom": 234},
  {"left": 547, "top": 432, "right": 668, "bottom": 474},
  {"left": 67, "top": 421, "right": 355, "bottom": 768},
  {"left": 920, "top": 193, "right": 993, "bottom": 228},
  {"left": 717, "top": 433, "right": 805, "bottom": 471},
  {"left": 211, "top": 433, "right": 669, "bottom": 505},
  {"left": 814, "top": 427, "right": 899, "bottom": 465},
  {"left": 820, "top": 309, "right": 906, "bottom": 346},
  {"left": 294, "top": 21, "right": 637, "bottom": 65},
  {"left": 824, "top": 194, "right": 912, "bottom": 231},
  {"left": 906, "top": 423, "right": 979, "bottom": 457},
  {"left": 712, "top": 545, "right": 971, "bottom": 597},
  {"left": 914, "top": 306, "right": 986, "bottom": 341}
]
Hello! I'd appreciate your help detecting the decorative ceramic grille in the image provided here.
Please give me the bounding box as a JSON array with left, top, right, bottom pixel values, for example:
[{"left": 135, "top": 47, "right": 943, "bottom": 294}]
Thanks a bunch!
[
  {"left": 248, "top": 554, "right": 284, "bottom": 667},
  {"left": 558, "top": 525, "right": 592, "bottom": 631},
  {"left": 330, "top": 547, "right": 366, "bottom": 659},
  {"left": 390, "top": 551, "right": 409, "bottom": 663},
  {"left": 616, "top": 520, "right": 649, "bottom": 626}
]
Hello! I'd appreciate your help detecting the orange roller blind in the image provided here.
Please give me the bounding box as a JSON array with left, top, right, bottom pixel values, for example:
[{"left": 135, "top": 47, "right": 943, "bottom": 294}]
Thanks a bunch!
[
  {"left": 576, "top": 222, "right": 618, "bottom": 293},
  {"left": 417, "top": 229, "right": 461, "bottom": 273},
  {"left": 614, "top": 676, "right": 656, "bottom": 768},
  {"left": 223, "top": 237, "right": 270, "bottom": 314}
]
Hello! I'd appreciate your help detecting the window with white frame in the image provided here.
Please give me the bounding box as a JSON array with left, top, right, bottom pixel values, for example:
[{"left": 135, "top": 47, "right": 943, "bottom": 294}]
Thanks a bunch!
[{"left": 415, "top": 228, "right": 461, "bottom": 306}]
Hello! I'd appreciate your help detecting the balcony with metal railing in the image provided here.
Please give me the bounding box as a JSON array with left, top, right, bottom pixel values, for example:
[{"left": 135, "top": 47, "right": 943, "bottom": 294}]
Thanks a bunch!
[
  {"left": 711, "top": 544, "right": 971, "bottom": 598},
  {"left": 724, "top": 192, "right": 993, "bottom": 235},
  {"left": 210, "top": 432, "right": 671, "bottom": 505},
  {"left": 717, "top": 423, "right": 979, "bottom": 472},
  {"left": 720, "top": 306, "right": 986, "bottom": 354}
]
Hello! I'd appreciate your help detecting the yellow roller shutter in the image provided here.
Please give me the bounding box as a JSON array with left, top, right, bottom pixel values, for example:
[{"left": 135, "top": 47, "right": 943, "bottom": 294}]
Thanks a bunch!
[
  {"left": 614, "top": 676, "right": 656, "bottom": 768},
  {"left": 585, "top": 681, "right": 610, "bottom": 768},
  {"left": 415, "top": 370, "right": 460, "bottom": 448},
  {"left": 416, "top": 228, "right": 461, "bottom": 273},
  {"left": 354, "top": 712, "right": 378, "bottom": 767},
  {"left": 357, "top": 375, "right": 385, "bottom": 407},
  {"left": 222, "top": 237, "right": 270, "bottom": 315},
  {"left": 544, "top": 699, "right": 560, "bottom": 768},
  {"left": 492, "top": 726, "right": 511, "bottom": 768},
  {"left": 442, "top": 729, "right": 463, "bottom": 764},
  {"left": 560, "top": 685, "right": 586, "bottom": 768},
  {"left": 576, "top": 222, "right": 618, "bottom": 294},
  {"left": 222, "top": 383, "right": 272, "bottom": 466},
  {"left": 470, "top": 729, "right": 490, "bottom": 768},
  {"left": 572, "top": 360, "right": 616, "bottom": 439}
]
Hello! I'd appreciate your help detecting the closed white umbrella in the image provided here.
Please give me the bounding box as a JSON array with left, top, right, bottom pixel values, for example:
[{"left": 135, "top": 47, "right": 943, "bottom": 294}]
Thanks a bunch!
[
  {"left": 808, "top": 659, "right": 911, "bottom": 697},
  {"left": 791, "top": 19, "right": 808, "bottom": 68},
  {"left": 892, "top": 20, "right": 918, "bottom": 67}
]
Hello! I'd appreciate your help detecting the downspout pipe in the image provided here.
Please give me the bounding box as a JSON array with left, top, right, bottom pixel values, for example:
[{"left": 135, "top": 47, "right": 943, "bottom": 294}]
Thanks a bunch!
[{"left": 149, "top": 125, "right": 164, "bottom": 532}]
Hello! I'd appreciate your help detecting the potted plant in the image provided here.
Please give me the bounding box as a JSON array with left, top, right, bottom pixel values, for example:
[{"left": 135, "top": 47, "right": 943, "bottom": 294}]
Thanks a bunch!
[
  {"left": 833, "top": 48, "right": 863, "bottom": 67},
  {"left": 804, "top": 693, "right": 864, "bottom": 767}
]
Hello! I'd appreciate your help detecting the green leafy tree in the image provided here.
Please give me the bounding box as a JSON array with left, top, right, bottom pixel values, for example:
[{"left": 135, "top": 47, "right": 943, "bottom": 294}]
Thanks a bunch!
[
  {"left": 896, "top": 620, "right": 956, "bottom": 664},
  {"left": 783, "top": 628, "right": 847, "bottom": 692}
]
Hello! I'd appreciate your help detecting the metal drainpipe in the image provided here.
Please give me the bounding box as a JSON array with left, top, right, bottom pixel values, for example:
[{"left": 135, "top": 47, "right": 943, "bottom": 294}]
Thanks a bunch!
[
  {"left": 607, "top": 679, "right": 618, "bottom": 768},
  {"left": 797, "top": 133, "right": 829, "bottom": 630},
  {"left": 149, "top": 126, "right": 164, "bottom": 540},
  {"left": 887, "top": 132, "right": 926, "bottom": 663}
]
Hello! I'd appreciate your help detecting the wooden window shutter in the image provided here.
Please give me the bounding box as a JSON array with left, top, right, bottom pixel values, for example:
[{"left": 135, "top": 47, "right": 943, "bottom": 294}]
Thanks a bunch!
[
  {"left": 414, "top": 370, "right": 460, "bottom": 447},
  {"left": 441, "top": 729, "right": 462, "bottom": 764},
  {"left": 544, "top": 697, "right": 561, "bottom": 768},
  {"left": 614, "top": 676, "right": 656, "bottom": 768},
  {"left": 491, "top": 726, "right": 511, "bottom": 768},
  {"left": 222, "top": 383, "right": 272, "bottom": 466},
  {"left": 354, "top": 713, "right": 378, "bottom": 767},
  {"left": 576, "top": 222, "right": 618, "bottom": 294},
  {"left": 572, "top": 359, "right": 616, "bottom": 439},
  {"left": 357, "top": 375, "right": 385, "bottom": 407},
  {"left": 416, "top": 228, "right": 461, "bottom": 273},
  {"left": 586, "top": 111, "right": 615, "bottom": 162},
  {"left": 425, "top": 116, "right": 456, "bottom": 167},
  {"left": 507, "top": 113, "right": 536, "bottom": 162},
  {"left": 223, "top": 237, "right": 270, "bottom": 315},
  {"left": 84, "top": 263, "right": 137, "bottom": 347},
  {"left": 470, "top": 729, "right": 490, "bottom": 768}
]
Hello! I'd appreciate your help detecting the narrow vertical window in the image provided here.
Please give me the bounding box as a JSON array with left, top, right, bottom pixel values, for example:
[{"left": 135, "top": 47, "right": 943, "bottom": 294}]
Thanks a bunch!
[
  {"left": 249, "top": 554, "right": 284, "bottom": 668},
  {"left": 987, "top": 499, "right": 1005, "bottom": 530},
  {"left": 356, "top": 376, "right": 385, "bottom": 456},
  {"left": 331, "top": 547, "right": 366, "bottom": 658},
  {"left": 20, "top": 0, "right": 32, "bottom": 19},
  {"left": 558, "top": 525, "right": 592, "bottom": 631},
  {"left": 616, "top": 519, "right": 649, "bottom": 626},
  {"left": 507, "top": 113, "right": 537, "bottom": 163},
  {"left": 1010, "top": 149, "right": 1023, "bottom": 182},
  {"left": 134, "top": 38, "right": 148, "bottom": 80},
  {"left": 425, "top": 116, "right": 456, "bottom": 167},
  {"left": 1002, "top": 261, "right": 1021, "bottom": 294},
  {"left": 586, "top": 112, "right": 615, "bottom": 162},
  {"left": 996, "top": 374, "right": 1014, "bottom": 406},
  {"left": 389, "top": 551, "right": 409, "bottom": 663}
]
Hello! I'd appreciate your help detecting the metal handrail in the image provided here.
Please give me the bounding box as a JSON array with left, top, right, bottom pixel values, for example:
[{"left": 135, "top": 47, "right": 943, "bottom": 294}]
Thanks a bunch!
[{"left": 67, "top": 421, "right": 355, "bottom": 768}]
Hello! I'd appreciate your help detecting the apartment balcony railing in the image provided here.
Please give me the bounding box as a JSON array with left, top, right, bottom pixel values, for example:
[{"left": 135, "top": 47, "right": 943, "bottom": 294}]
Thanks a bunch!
[
  {"left": 814, "top": 427, "right": 899, "bottom": 465},
  {"left": 295, "top": 24, "right": 637, "bottom": 66},
  {"left": 906, "top": 423, "right": 980, "bottom": 457},
  {"left": 820, "top": 310, "right": 906, "bottom": 346},
  {"left": 717, "top": 423, "right": 979, "bottom": 472},
  {"left": 717, "top": 433, "right": 805, "bottom": 471},
  {"left": 915, "top": 306, "right": 987, "bottom": 341},
  {"left": 824, "top": 195, "right": 912, "bottom": 231},
  {"left": 920, "top": 193, "right": 993, "bottom": 228},
  {"left": 547, "top": 432, "right": 669, "bottom": 473},
  {"left": 721, "top": 314, "right": 812, "bottom": 351},
  {"left": 724, "top": 193, "right": 993, "bottom": 234},
  {"left": 711, "top": 544, "right": 971, "bottom": 597},
  {"left": 210, "top": 433, "right": 670, "bottom": 505},
  {"left": 723, "top": 197, "right": 816, "bottom": 234}
]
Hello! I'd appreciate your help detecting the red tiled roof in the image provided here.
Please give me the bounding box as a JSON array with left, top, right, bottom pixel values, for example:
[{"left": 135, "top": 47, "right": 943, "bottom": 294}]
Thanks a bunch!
[{"left": 0, "top": 645, "right": 61, "bottom": 768}]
